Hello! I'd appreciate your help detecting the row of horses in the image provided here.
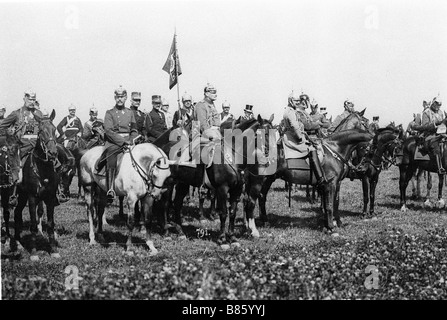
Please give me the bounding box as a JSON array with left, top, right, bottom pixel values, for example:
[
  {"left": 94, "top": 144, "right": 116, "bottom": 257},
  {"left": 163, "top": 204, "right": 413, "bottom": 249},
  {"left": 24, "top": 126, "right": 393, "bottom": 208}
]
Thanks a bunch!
[{"left": 1, "top": 109, "right": 445, "bottom": 260}]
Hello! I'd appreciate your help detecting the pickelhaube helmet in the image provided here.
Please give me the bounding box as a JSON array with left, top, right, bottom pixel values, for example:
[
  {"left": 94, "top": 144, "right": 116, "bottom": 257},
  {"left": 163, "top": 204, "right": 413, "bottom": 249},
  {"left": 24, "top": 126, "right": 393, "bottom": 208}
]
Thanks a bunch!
[
  {"left": 433, "top": 95, "right": 442, "bottom": 106},
  {"left": 344, "top": 99, "right": 354, "bottom": 108},
  {"left": 90, "top": 107, "right": 98, "bottom": 114},
  {"left": 299, "top": 93, "right": 310, "bottom": 102},
  {"left": 288, "top": 91, "right": 300, "bottom": 106},
  {"left": 24, "top": 89, "right": 36, "bottom": 100},
  {"left": 68, "top": 104, "right": 76, "bottom": 111},
  {"left": 114, "top": 85, "right": 127, "bottom": 96},
  {"left": 182, "top": 92, "right": 192, "bottom": 102},
  {"left": 0, "top": 106, "right": 6, "bottom": 112},
  {"left": 204, "top": 83, "right": 216, "bottom": 94}
]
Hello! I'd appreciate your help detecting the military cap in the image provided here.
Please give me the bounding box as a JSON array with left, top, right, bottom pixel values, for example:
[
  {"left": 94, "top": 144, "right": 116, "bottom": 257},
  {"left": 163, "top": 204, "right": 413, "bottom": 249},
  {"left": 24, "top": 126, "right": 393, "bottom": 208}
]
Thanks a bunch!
[
  {"left": 244, "top": 105, "right": 253, "bottom": 113},
  {"left": 373, "top": 116, "right": 379, "bottom": 121},
  {"left": 0, "top": 106, "right": 6, "bottom": 111},
  {"left": 24, "top": 89, "right": 36, "bottom": 100},
  {"left": 222, "top": 101, "right": 231, "bottom": 108},
  {"left": 288, "top": 91, "right": 300, "bottom": 101},
  {"left": 114, "top": 85, "right": 127, "bottom": 96},
  {"left": 131, "top": 92, "right": 141, "bottom": 100},
  {"left": 320, "top": 107, "right": 327, "bottom": 113},
  {"left": 182, "top": 92, "right": 192, "bottom": 102},
  {"left": 68, "top": 104, "right": 76, "bottom": 111},
  {"left": 204, "top": 83, "right": 216, "bottom": 93},
  {"left": 152, "top": 95, "right": 162, "bottom": 104},
  {"left": 299, "top": 93, "right": 310, "bottom": 101},
  {"left": 90, "top": 107, "right": 98, "bottom": 114}
]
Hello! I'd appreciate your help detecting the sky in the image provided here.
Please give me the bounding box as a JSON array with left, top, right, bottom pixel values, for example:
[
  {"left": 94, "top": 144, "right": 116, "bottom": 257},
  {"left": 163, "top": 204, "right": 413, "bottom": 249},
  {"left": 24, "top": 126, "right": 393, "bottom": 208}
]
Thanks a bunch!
[{"left": 1, "top": 0, "right": 446, "bottom": 128}]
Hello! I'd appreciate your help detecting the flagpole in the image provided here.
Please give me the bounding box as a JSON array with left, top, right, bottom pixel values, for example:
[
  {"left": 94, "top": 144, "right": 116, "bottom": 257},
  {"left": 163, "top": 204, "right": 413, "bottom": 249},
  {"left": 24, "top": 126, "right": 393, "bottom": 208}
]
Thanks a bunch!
[{"left": 174, "top": 31, "right": 181, "bottom": 121}]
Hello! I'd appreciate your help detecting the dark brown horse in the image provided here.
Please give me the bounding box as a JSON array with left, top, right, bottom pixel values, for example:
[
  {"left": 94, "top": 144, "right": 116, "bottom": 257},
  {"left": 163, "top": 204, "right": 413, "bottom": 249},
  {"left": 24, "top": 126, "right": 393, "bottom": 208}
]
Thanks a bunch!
[
  {"left": 0, "top": 133, "right": 21, "bottom": 253},
  {"left": 154, "top": 115, "right": 272, "bottom": 246},
  {"left": 398, "top": 120, "right": 447, "bottom": 212},
  {"left": 12, "top": 110, "right": 60, "bottom": 261},
  {"left": 255, "top": 112, "right": 373, "bottom": 235}
]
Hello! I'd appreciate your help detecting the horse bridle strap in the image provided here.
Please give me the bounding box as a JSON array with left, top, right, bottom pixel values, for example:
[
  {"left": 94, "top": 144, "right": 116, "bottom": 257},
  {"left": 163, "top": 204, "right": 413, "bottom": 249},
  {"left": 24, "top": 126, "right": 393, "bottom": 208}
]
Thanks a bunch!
[
  {"left": 322, "top": 142, "right": 357, "bottom": 171},
  {"left": 128, "top": 147, "right": 169, "bottom": 190}
]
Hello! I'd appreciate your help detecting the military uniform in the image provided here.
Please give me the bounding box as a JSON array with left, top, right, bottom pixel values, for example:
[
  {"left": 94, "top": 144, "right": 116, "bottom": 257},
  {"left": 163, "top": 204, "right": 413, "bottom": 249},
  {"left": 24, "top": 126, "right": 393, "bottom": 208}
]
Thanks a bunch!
[
  {"left": 56, "top": 113, "right": 83, "bottom": 146},
  {"left": 329, "top": 110, "right": 351, "bottom": 132},
  {"left": 130, "top": 106, "right": 146, "bottom": 136},
  {"left": 82, "top": 118, "right": 104, "bottom": 149},
  {"left": 193, "top": 98, "right": 221, "bottom": 140},
  {"left": 309, "top": 110, "right": 330, "bottom": 138},
  {"left": 104, "top": 106, "right": 138, "bottom": 147},
  {"left": 420, "top": 99, "right": 445, "bottom": 173},
  {"left": 145, "top": 108, "right": 167, "bottom": 142},
  {"left": 172, "top": 108, "right": 193, "bottom": 129}
]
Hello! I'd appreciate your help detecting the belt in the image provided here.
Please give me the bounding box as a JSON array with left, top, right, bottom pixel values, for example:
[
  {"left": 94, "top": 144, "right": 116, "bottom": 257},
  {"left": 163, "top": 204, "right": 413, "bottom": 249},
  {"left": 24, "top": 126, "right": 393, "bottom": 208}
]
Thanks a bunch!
[
  {"left": 22, "top": 134, "right": 37, "bottom": 139},
  {"left": 117, "top": 133, "right": 128, "bottom": 137}
]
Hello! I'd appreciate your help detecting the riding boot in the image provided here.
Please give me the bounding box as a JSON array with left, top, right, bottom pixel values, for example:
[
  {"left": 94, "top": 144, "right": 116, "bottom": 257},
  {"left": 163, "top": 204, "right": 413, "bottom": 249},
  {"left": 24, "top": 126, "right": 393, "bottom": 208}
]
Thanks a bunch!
[
  {"left": 309, "top": 150, "right": 327, "bottom": 186},
  {"left": 106, "top": 168, "right": 116, "bottom": 203},
  {"left": 435, "top": 154, "right": 446, "bottom": 174}
]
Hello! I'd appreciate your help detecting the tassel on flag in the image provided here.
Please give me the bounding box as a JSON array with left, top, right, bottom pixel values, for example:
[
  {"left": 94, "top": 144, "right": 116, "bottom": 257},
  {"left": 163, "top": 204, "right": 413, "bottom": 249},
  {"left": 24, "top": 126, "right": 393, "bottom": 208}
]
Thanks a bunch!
[{"left": 162, "top": 34, "right": 182, "bottom": 90}]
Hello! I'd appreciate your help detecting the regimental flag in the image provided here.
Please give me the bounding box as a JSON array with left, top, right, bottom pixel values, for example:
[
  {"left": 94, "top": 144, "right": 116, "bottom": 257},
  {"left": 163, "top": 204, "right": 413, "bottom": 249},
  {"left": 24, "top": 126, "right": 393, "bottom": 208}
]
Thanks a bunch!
[{"left": 162, "top": 34, "right": 182, "bottom": 90}]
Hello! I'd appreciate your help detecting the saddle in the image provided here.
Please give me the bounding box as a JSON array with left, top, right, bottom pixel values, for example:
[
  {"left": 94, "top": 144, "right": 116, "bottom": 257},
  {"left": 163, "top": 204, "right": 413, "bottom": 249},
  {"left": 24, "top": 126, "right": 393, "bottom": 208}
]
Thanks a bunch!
[
  {"left": 95, "top": 146, "right": 125, "bottom": 175},
  {"left": 282, "top": 134, "right": 324, "bottom": 170},
  {"left": 170, "top": 136, "right": 217, "bottom": 169}
]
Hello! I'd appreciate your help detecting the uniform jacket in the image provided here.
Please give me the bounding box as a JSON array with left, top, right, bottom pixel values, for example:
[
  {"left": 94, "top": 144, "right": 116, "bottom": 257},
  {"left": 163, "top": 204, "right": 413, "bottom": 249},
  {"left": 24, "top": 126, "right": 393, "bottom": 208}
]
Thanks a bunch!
[
  {"left": 145, "top": 108, "right": 167, "bottom": 142},
  {"left": 329, "top": 110, "right": 351, "bottom": 132},
  {"left": 57, "top": 115, "right": 83, "bottom": 139},
  {"left": 172, "top": 108, "right": 193, "bottom": 129},
  {"left": 130, "top": 106, "right": 146, "bottom": 135},
  {"left": 220, "top": 112, "right": 234, "bottom": 124},
  {"left": 104, "top": 105, "right": 138, "bottom": 147},
  {"left": 0, "top": 106, "right": 43, "bottom": 139},
  {"left": 193, "top": 99, "right": 220, "bottom": 133}
]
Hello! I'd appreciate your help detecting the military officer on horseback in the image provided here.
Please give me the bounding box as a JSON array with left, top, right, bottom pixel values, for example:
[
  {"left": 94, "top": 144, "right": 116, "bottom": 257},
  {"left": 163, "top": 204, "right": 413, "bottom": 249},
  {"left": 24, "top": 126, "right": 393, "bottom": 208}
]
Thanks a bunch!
[
  {"left": 0, "top": 90, "right": 45, "bottom": 204},
  {"left": 129, "top": 92, "right": 146, "bottom": 136},
  {"left": 82, "top": 107, "right": 105, "bottom": 149},
  {"left": 420, "top": 96, "right": 445, "bottom": 174},
  {"left": 369, "top": 116, "right": 380, "bottom": 133},
  {"left": 173, "top": 92, "right": 194, "bottom": 129},
  {"left": 145, "top": 95, "right": 168, "bottom": 142},
  {"left": 283, "top": 91, "right": 327, "bottom": 186},
  {"left": 309, "top": 99, "right": 331, "bottom": 138},
  {"left": 194, "top": 83, "right": 221, "bottom": 142},
  {"left": 328, "top": 99, "right": 355, "bottom": 132},
  {"left": 56, "top": 104, "right": 83, "bottom": 149},
  {"left": 101, "top": 86, "right": 138, "bottom": 203},
  {"left": 220, "top": 100, "right": 234, "bottom": 124}
]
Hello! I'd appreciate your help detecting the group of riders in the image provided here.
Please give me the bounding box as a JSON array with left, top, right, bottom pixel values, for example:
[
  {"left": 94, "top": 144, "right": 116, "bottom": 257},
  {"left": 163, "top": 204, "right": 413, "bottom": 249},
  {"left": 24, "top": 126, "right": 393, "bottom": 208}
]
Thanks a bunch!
[{"left": 0, "top": 85, "right": 445, "bottom": 209}]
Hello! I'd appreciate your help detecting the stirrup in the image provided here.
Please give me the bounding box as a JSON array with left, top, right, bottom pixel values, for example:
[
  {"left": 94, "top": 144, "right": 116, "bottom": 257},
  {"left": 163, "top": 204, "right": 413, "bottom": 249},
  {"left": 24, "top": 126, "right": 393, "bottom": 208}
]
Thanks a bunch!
[
  {"left": 438, "top": 168, "right": 446, "bottom": 175},
  {"left": 9, "top": 195, "right": 18, "bottom": 207},
  {"left": 106, "top": 189, "right": 116, "bottom": 203}
]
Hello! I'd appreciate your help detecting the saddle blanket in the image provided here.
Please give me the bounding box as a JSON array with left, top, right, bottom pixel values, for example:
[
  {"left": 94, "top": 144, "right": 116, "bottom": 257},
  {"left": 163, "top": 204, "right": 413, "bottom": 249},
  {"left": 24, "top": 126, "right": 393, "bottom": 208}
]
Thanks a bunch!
[
  {"left": 282, "top": 134, "right": 324, "bottom": 164},
  {"left": 414, "top": 146, "right": 430, "bottom": 161}
]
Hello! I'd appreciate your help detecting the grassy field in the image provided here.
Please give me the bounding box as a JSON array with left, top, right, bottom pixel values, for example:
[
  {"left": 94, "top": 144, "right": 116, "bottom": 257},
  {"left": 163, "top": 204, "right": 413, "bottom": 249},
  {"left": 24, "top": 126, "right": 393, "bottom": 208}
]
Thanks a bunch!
[{"left": 2, "top": 166, "right": 447, "bottom": 300}]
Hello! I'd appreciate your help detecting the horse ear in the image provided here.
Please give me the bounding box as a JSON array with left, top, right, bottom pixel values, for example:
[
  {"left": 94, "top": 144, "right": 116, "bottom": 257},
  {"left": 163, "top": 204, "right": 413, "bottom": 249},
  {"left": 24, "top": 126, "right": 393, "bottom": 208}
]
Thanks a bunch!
[
  {"left": 359, "top": 108, "right": 366, "bottom": 116},
  {"left": 269, "top": 113, "right": 274, "bottom": 123},
  {"left": 257, "top": 114, "right": 262, "bottom": 122},
  {"left": 50, "top": 109, "right": 56, "bottom": 121},
  {"left": 34, "top": 113, "right": 41, "bottom": 123},
  {"left": 231, "top": 118, "right": 237, "bottom": 130}
]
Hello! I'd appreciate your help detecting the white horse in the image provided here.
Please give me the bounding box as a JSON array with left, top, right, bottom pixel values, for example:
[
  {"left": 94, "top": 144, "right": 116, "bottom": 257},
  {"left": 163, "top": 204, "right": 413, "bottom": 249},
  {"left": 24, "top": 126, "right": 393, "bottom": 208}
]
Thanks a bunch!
[{"left": 79, "top": 142, "right": 171, "bottom": 255}]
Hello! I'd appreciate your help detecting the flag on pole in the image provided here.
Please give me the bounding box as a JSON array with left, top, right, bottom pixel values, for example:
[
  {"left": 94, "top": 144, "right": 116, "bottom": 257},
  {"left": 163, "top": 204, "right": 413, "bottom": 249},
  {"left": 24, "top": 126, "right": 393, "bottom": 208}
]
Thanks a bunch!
[{"left": 162, "top": 34, "right": 182, "bottom": 90}]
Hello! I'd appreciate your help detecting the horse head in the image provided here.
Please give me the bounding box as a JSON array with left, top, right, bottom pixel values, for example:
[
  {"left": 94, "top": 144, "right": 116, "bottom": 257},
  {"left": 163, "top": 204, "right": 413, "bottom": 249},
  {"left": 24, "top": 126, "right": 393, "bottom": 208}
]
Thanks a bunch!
[
  {"left": 333, "top": 111, "right": 370, "bottom": 133},
  {"left": 148, "top": 155, "right": 171, "bottom": 200},
  {"left": 34, "top": 110, "right": 58, "bottom": 161}
]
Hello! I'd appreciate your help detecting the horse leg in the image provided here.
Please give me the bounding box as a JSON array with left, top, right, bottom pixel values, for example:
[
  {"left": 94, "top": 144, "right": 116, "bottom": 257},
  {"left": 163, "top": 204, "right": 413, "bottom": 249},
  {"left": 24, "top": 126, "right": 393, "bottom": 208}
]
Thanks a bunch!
[
  {"left": 321, "top": 181, "right": 336, "bottom": 234},
  {"left": 96, "top": 188, "right": 107, "bottom": 244},
  {"left": 400, "top": 166, "right": 416, "bottom": 212},
  {"left": 425, "top": 171, "right": 432, "bottom": 204},
  {"left": 172, "top": 183, "right": 189, "bottom": 238},
  {"left": 416, "top": 169, "right": 423, "bottom": 200},
  {"left": 216, "top": 185, "right": 230, "bottom": 246},
  {"left": 141, "top": 194, "right": 158, "bottom": 255},
  {"left": 259, "top": 176, "right": 275, "bottom": 226},
  {"left": 28, "top": 196, "right": 39, "bottom": 261},
  {"left": 84, "top": 185, "right": 97, "bottom": 245},
  {"left": 125, "top": 194, "right": 138, "bottom": 253},
  {"left": 369, "top": 174, "right": 379, "bottom": 216},
  {"left": 243, "top": 182, "right": 261, "bottom": 238},
  {"left": 45, "top": 198, "right": 60, "bottom": 258},
  {"left": 198, "top": 190, "right": 207, "bottom": 223},
  {"left": 334, "top": 181, "right": 343, "bottom": 227},
  {"left": 37, "top": 201, "right": 44, "bottom": 236},
  {"left": 362, "top": 176, "right": 370, "bottom": 217},
  {"left": 118, "top": 195, "right": 125, "bottom": 221},
  {"left": 437, "top": 174, "right": 445, "bottom": 208},
  {"left": 209, "top": 190, "right": 218, "bottom": 220}
]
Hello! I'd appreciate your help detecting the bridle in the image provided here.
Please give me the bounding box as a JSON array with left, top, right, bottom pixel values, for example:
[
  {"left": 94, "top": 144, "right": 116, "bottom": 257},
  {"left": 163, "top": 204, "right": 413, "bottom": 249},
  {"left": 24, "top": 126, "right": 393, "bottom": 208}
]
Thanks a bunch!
[
  {"left": 128, "top": 146, "right": 170, "bottom": 193},
  {"left": 34, "top": 120, "right": 58, "bottom": 163}
]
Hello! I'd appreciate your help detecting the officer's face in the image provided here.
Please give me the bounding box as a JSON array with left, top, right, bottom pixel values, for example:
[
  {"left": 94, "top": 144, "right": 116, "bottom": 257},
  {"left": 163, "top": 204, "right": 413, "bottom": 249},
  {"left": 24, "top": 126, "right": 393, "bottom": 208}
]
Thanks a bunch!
[
  {"left": 183, "top": 100, "right": 192, "bottom": 109},
  {"left": 69, "top": 109, "right": 76, "bottom": 116},
  {"left": 432, "top": 103, "right": 441, "bottom": 112},
  {"left": 153, "top": 102, "right": 161, "bottom": 111},
  {"left": 223, "top": 107, "right": 230, "bottom": 114},
  {"left": 131, "top": 99, "right": 141, "bottom": 108},
  {"left": 115, "top": 94, "right": 127, "bottom": 107},
  {"left": 24, "top": 96, "right": 36, "bottom": 108},
  {"left": 161, "top": 104, "right": 169, "bottom": 112},
  {"left": 205, "top": 90, "right": 217, "bottom": 101},
  {"left": 90, "top": 112, "right": 98, "bottom": 121}
]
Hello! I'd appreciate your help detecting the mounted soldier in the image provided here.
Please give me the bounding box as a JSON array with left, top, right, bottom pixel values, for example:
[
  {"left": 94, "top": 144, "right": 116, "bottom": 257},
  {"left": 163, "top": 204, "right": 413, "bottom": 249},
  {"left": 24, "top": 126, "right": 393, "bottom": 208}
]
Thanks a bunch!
[
  {"left": 241, "top": 105, "right": 254, "bottom": 123},
  {"left": 0, "top": 90, "right": 45, "bottom": 204},
  {"left": 56, "top": 104, "right": 83, "bottom": 149},
  {"left": 99, "top": 86, "right": 138, "bottom": 203},
  {"left": 328, "top": 99, "right": 355, "bottom": 133},
  {"left": 282, "top": 91, "right": 327, "bottom": 186},
  {"left": 82, "top": 107, "right": 105, "bottom": 149},
  {"left": 161, "top": 98, "right": 173, "bottom": 129},
  {"left": 309, "top": 99, "right": 331, "bottom": 138},
  {"left": 220, "top": 100, "right": 234, "bottom": 124},
  {"left": 145, "top": 95, "right": 168, "bottom": 143},
  {"left": 419, "top": 96, "right": 446, "bottom": 174},
  {"left": 129, "top": 92, "right": 146, "bottom": 137},
  {"left": 369, "top": 116, "right": 380, "bottom": 133},
  {"left": 173, "top": 92, "right": 194, "bottom": 129}
]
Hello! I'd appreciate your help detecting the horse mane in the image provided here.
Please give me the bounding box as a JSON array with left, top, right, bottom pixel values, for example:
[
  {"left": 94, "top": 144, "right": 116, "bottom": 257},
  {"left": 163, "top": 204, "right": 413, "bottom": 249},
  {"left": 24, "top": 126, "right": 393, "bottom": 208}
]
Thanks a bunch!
[
  {"left": 332, "top": 111, "right": 367, "bottom": 132},
  {"left": 326, "top": 128, "right": 370, "bottom": 142}
]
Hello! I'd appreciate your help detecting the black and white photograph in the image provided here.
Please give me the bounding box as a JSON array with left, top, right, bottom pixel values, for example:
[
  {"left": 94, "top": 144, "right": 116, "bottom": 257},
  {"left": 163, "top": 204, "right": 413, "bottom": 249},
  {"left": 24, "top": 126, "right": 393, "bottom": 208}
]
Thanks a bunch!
[{"left": 1, "top": 0, "right": 447, "bottom": 304}]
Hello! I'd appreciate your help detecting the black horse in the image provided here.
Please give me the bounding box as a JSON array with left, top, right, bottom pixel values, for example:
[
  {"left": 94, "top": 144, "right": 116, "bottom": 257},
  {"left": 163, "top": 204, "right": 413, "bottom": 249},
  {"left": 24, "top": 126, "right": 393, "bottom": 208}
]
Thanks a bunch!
[
  {"left": 11, "top": 110, "right": 60, "bottom": 261},
  {"left": 56, "top": 143, "right": 76, "bottom": 202}
]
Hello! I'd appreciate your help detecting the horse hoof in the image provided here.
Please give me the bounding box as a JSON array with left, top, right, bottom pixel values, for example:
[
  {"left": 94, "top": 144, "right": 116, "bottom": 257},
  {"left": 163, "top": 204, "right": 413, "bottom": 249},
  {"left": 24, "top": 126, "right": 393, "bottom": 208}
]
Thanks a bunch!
[
  {"left": 331, "top": 232, "right": 340, "bottom": 237},
  {"left": 437, "top": 199, "right": 445, "bottom": 208},
  {"left": 89, "top": 240, "right": 98, "bottom": 246},
  {"left": 199, "top": 219, "right": 207, "bottom": 225},
  {"left": 220, "top": 244, "right": 230, "bottom": 251},
  {"left": 424, "top": 199, "right": 432, "bottom": 208},
  {"left": 230, "top": 242, "right": 241, "bottom": 248},
  {"left": 30, "top": 255, "right": 39, "bottom": 262},
  {"left": 140, "top": 227, "right": 147, "bottom": 235},
  {"left": 400, "top": 205, "right": 407, "bottom": 213},
  {"left": 149, "top": 249, "right": 158, "bottom": 256},
  {"left": 251, "top": 230, "right": 260, "bottom": 238},
  {"left": 178, "top": 235, "right": 187, "bottom": 241},
  {"left": 51, "top": 252, "right": 61, "bottom": 259},
  {"left": 126, "top": 250, "right": 135, "bottom": 257}
]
